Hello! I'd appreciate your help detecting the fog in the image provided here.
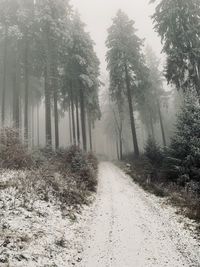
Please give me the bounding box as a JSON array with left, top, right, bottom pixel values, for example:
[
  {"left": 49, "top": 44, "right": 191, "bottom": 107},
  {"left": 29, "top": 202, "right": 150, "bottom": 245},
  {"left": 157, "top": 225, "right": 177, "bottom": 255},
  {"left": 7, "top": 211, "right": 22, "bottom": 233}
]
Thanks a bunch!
[
  {"left": 0, "top": 0, "right": 180, "bottom": 160},
  {"left": 71, "top": 0, "right": 162, "bottom": 74}
]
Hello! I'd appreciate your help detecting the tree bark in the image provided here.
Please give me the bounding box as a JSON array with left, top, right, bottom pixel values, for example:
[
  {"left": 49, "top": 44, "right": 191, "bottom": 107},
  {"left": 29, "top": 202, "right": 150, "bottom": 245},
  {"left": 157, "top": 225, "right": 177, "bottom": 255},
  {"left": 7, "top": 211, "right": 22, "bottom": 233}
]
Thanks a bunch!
[
  {"left": 88, "top": 113, "right": 93, "bottom": 151},
  {"left": 149, "top": 111, "right": 155, "bottom": 140},
  {"left": 24, "top": 34, "right": 29, "bottom": 143},
  {"left": 157, "top": 99, "right": 167, "bottom": 147},
  {"left": 119, "top": 131, "right": 123, "bottom": 160},
  {"left": 68, "top": 103, "right": 72, "bottom": 145},
  {"left": 53, "top": 89, "right": 59, "bottom": 149},
  {"left": 116, "top": 139, "right": 119, "bottom": 160},
  {"left": 52, "top": 54, "right": 59, "bottom": 150},
  {"left": 12, "top": 48, "right": 20, "bottom": 129},
  {"left": 70, "top": 87, "right": 76, "bottom": 146},
  {"left": 44, "top": 62, "right": 52, "bottom": 148},
  {"left": 31, "top": 105, "right": 34, "bottom": 148},
  {"left": 44, "top": 29, "right": 52, "bottom": 148},
  {"left": 76, "top": 96, "right": 80, "bottom": 146},
  {"left": 37, "top": 102, "right": 40, "bottom": 147},
  {"left": 124, "top": 63, "right": 139, "bottom": 157},
  {"left": 1, "top": 24, "right": 8, "bottom": 126},
  {"left": 80, "top": 88, "right": 87, "bottom": 151}
]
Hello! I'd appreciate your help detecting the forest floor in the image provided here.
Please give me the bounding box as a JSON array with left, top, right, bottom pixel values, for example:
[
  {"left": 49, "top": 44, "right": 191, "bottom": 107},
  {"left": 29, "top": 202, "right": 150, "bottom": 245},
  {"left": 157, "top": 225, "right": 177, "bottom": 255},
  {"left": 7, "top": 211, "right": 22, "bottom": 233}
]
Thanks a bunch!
[
  {"left": 75, "top": 162, "right": 200, "bottom": 267},
  {"left": 1, "top": 162, "right": 200, "bottom": 267}
]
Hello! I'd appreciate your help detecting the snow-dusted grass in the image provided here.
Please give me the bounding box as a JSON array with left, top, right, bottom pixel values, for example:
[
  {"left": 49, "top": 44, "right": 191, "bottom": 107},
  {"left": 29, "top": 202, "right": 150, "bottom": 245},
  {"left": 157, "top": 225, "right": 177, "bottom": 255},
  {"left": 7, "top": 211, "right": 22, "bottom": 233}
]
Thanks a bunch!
[{"left": 0, "top": 168, "right": 95, "bottom": 266}]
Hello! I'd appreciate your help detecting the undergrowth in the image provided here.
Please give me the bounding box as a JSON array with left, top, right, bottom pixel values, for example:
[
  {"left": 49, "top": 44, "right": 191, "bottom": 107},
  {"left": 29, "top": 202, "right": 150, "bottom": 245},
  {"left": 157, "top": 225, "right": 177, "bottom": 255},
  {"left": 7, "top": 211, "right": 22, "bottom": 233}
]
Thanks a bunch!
[{"left": 0, "top": 128, "right": 98, "bottom": 213}]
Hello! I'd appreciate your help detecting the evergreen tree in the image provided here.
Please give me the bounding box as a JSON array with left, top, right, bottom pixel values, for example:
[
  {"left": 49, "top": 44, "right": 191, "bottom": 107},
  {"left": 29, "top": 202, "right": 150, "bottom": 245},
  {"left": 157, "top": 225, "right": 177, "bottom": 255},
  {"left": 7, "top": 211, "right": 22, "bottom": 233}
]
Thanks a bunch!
[
  {"left": 144, "top": 46, "right": 167, "bottom": 147},
  {"left": 106, "top": 10, "right": 147, "bottom": 157},
  {"left": 152, "top": 0, "right": 200, "bottom": 100},
  {"left": 169, "top": 92, "right": 200, "bottom": 181},
  {"left": 62, "top": 13, "right": 100, "bottom": 151}
]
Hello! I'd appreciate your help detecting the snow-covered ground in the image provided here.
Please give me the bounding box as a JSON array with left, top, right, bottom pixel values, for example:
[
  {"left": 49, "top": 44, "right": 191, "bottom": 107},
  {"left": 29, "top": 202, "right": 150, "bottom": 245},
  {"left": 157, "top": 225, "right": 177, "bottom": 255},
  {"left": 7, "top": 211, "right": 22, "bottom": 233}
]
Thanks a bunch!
[
  {"left": 0, "top": 170, "right": 93, "bottom": 267},
  {"left": 77, "top": 162, "right": 200, "bottom": 267},
  {"left": 1, "top": 163, "right": 200, "bottom": 267}
]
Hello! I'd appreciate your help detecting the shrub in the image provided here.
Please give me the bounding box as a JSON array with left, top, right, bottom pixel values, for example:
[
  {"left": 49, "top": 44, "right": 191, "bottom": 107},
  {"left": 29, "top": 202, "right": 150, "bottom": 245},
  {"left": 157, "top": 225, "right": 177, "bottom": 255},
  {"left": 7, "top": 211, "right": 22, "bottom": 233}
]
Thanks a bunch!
[
  {"left": 87, "top": 151, "right": 98, "bottom": 171},
  {"left": 144, "top": 137, "right": 164, "bottom": 168},
  {"left": 54, "top": 146, "right": 98, "bottom": 193},
  {"left": 0, "top": 128, "right": 33, "bottom": 170}
]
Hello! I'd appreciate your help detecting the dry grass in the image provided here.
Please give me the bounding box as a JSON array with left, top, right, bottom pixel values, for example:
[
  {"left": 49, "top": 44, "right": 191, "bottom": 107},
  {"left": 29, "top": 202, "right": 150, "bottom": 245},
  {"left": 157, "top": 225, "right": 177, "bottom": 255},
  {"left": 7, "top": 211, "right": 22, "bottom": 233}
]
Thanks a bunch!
[{"left": 122, "top": 159, "right": 200, "bottom": 223}]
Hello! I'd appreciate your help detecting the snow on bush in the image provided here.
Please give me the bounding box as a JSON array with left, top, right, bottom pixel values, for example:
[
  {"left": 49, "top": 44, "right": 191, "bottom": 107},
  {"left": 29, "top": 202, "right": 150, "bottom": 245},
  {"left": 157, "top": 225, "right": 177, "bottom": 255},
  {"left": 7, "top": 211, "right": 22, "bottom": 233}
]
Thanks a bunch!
[{"left": 0, "top": 134, "right": 98, "bottom": 266}]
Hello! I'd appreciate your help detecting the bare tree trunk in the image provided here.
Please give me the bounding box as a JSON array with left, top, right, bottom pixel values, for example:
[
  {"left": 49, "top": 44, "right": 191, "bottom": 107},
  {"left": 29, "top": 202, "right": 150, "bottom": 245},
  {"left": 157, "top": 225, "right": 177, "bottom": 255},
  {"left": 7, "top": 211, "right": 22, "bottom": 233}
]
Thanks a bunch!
[
  {"left": 44, "top": 64, "right": 52, "bottom": 148},
  {"left": 12, "top": 48, "right": 20, "bottom": 129},
  {"left": 68, "top": 103, "right": 72, "bottom": 145},
  {"left": 37, "top": 102, "right": 40, "bottom": 147},
  {"left": 70, "top": 88, "right": 76, "bottom": 146},
  {"left": 119, "top": 131, "right": 123, "bottom": 160},
  {"left": 157, "top": 99, "right": 166, "bottom": 147},
  {"left": 31, "top": 105, "right": 34, "bottom": 148},
  {"left": 53, "top": 90, "right": 59, "bottom": 149},
  {"left": 24, "top": 34, "right": 29, "bottom": 143},
  {"left": 44, "top": 30, "right": 52, "bottom": 148},
  {"left": 124, "top": 63, "right": 139, "bottom": 158},
  {"left": 51, "top": 55, "right": 59, "bottom": 150},
  {"left": 88, "top": 113, "right": 93, "bottom": 151},
  {"left": 149, "top": 112, "right": 155, "bottom": 140},
  {"left": 1, "top": 25, "right": 8, "bottom": 126},
  {"left": 80, "top": 88, "right": 87, "bottom": 151},
  {"left": 116, "top": 139, "right": 119, "bottom": 160},
  {"left": 76, "top": 96, "right": 80, "bottom": 146}
]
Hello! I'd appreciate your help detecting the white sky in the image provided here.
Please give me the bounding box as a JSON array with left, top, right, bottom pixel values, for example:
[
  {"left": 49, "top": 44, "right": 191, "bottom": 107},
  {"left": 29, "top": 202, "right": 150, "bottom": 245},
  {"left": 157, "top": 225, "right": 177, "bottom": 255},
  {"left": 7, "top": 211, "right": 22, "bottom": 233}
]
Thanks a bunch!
[{"left": 70, "top": 0, "right": 163, "bottom": 75}]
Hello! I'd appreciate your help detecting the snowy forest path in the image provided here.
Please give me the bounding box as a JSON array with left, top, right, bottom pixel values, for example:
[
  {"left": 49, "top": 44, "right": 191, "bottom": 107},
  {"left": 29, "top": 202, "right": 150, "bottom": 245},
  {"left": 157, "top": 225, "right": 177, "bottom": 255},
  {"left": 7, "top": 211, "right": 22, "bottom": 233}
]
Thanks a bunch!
[{"left": 77, "top": 162, "right": 200, "bottom": 267}]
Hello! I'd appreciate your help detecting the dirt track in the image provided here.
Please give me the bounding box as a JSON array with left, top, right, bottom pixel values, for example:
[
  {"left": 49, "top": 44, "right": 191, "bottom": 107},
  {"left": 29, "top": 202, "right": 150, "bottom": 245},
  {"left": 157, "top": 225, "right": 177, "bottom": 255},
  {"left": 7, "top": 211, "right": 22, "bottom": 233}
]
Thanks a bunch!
[{"left": 77, "top": 162, "right": 200, "bottom": 267}]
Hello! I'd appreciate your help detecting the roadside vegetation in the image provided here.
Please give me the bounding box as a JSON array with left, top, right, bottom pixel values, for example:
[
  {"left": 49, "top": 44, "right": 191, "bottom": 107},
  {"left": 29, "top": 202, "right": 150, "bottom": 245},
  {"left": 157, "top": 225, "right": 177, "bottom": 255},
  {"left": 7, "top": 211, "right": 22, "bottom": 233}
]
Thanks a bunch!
[
  {"left": 0, "top": 127, "right": 98, "bottom": 265},
  {"left": 123, "top": 95, "right": 200, "bottom": 222},
  {"left": 105, "top": 1, "right": 200, "bottom": 224}
]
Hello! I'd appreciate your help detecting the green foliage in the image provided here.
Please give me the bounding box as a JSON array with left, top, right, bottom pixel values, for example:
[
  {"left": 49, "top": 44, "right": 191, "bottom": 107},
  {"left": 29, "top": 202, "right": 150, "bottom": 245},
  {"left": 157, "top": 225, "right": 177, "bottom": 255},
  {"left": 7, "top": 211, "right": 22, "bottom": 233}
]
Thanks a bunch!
[
  {"left": 152, "top": 0, "right": 200, "bottom": 99},
  {"left": 61, "top": 13, "right": 101, "bottom": 123},
  {"left": 168, "top": 93, "right": 200, "bottom": 181},
  {"left": 144, "top": 137, "right": 163, "bottom": 168},
  {"left": 106, "top": 10, "right": 148, "bottom": 102}
]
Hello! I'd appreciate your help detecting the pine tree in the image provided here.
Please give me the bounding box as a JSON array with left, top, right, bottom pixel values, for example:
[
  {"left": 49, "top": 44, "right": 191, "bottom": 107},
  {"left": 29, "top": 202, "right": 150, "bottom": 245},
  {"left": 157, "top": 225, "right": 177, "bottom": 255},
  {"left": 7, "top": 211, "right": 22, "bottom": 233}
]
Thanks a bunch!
[
  {"left": 144, "top": 46, "right": 167, "bottom": 147},
  {"left": 152, "top": 0, "right": 200, "bottom": 100},
  {"left": 62, "top": 13, "right": 100, "bottom": 151},
  {"left": 106, "top": 10, "right": 147, "bottom": 157},
  {"left": 169, "top": 92, "right": 200, "bottom": 181}
]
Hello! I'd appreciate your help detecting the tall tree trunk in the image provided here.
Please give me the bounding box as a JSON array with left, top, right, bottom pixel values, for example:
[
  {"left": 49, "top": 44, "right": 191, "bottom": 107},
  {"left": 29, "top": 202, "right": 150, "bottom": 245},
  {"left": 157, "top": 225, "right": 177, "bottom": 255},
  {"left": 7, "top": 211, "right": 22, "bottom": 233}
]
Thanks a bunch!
[
  {"left": 116, "top": 139, "right": 119, "bottom": 160},
  {"left": 44, "top": 64, "right": 52, "bottom": 148},
  {"left": 68, "top": 103, "right": 72, "bottom": 145},
  {"left": 88, "top": 113, "right": 93, "bottom": 151},
  {"left": 157, "top": 99, "right": 167, "bottom": 147},
  {"left": 149, "top": 112, "right": 155, "bottom": 140},
  {"left": 70, "top": 88, "right": 76, "bottom": 146},
  {"left": 53, "top": 90, "right": 59, "bottom": 149},
  {"left": 44, "top": 30, "right": 52, "bottom": 148},
  {"left": 31, "top": 105, "right": 34, "bottom": 148},
  {"left": 24, "top": 34, "right": 29, "bottom": 143},
  {"left": 12, "top": 49, "right": 20, "bottom": 129},
  {"left": 119, "top": 131, "right": 123, "bottom": 160},
  {"left": 37, "top": 102, "right": 40, "bottom": 147},
  {"left": 75, "top": 96, "right": 80, "bottom": 146},
  {"left": 124, "top": 63, "right": 139, "bottom": 157},
  {"left": 1, "top": 24, "right": 8, "bottom": 126},
  {"left": 52, "top": 56, "right": 59, "bottom": 150},
  {"left": 80, "top": 88, "right": 87, "bottom": 151}
]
